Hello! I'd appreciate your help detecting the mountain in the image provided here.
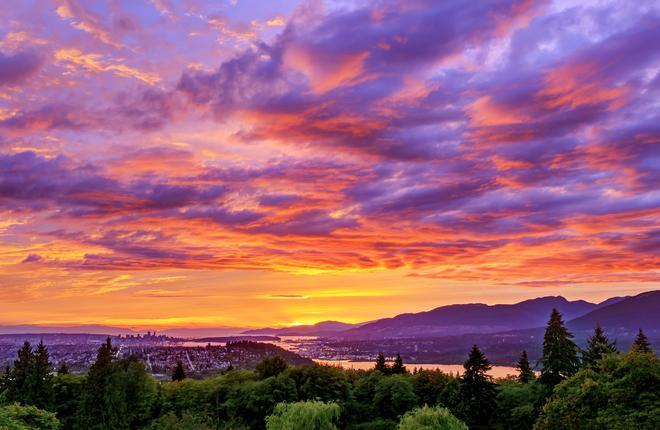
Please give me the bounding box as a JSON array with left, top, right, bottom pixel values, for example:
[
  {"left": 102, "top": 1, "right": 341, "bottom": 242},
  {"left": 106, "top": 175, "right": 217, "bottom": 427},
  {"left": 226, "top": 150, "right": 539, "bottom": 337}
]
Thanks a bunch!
[
  {"left": 568, "top": 291, "right": 659, "bottom": 332},
  {"left": 0, "top": 324, "right": 139, "bottom": 335},
  {"left": 337, "top": 296, "right": 602, "bottom": 340},
  {"left": 242, "top": 321, "right": 358, "bottom": 336},
  {"left": 595, "top": 295, "right": 629, "bottom": 308}
]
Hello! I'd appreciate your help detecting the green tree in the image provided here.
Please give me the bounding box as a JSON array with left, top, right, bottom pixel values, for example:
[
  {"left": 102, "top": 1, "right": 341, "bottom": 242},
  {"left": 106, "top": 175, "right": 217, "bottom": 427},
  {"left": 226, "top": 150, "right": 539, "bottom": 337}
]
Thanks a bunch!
[
  {"left": 146, "top": 411, "right": 211, "bottom": 430},
  {"left": 539, "top": 308, "right": 579, "bottom": 389},
  {"left": 172, "top": 360, "right": 186, "bottom": 382},
  {"left": 30, "top": 339, "right": 53, "bottom": 410},
  {"left": 52, "top": 373, "right": 84, "bottom": 430},
  {"left": 459, "top": 345, "right": 497, "bottom": 429},
  {"left": 0, "top": 403, "right": 60, "bottom": 430},
  {"left": 373, "top": 375, "right": 417, "bottom": 420},
  {"left": 631, "top": 328, "right": 653, "bottom": 353},
  {"left": 117, "top": 356, "right": 158, "bottom": 428},
  {"left": 494, "top": 379, "right": 547, "bottom": 430},
  {"left": 266, "top": 401, "right": 341, "bottom": 430},
  {"left": 76, "top": 338, "right": 156, "bottom": 430},
  {"left": 374, "top": 352, "right": 389, "bottom": 375},
  {"left": 77, "top": 337, "right": 123, "bottom": 430},
  {"left": 397, "top": 405, "right": 467, "bottom": 430},
  {"left": 534, "top": 352, "right": 660, "bottom": 430},
  {"left": 348, "top": 370, "right": 384, "bottom": 424},
  {"left": 391, "top": 353, "right": 406, "bottom": 375},
  {"left": 582, "top": 324, "right": 618, "bottom": 367},
  {"left": 6, "top": 341, "right": 34, "bottom": 406},
  {"left": 516, "top": 350, "right": 535, "bottom": 383},
  {"left": 256, "top": 356, "right": 289, "bottom": 379},
  {"left": 412, "top": 369, "right": 452, "bottom": 407},
  {"left": 57, "top": 363, "right": 68, "bottom": 376},
  {"left": 287, "top": 365, "right": 351, "bottom": 404}
]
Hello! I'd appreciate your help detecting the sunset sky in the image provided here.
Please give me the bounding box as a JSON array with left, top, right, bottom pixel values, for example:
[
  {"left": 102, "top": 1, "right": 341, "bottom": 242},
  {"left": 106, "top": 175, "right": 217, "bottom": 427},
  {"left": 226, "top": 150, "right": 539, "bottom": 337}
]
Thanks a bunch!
[{"left": 0, "top": 0, "right": 658, "bottom": 330}]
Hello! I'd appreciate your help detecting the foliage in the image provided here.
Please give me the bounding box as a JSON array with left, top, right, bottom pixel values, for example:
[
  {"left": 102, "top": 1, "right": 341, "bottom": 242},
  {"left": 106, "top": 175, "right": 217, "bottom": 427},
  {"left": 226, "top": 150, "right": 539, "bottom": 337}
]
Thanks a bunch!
[
  {"left": 287, "top": 365, "right": 351, "bottom": 404},
  {"left": 539, "top": 309, "right": 580, "bottom": 389},
  {"left": 582, "top": 324, "right": 617, "bottom": 368},
  {"left": 257, "top": 356, "right": 289, "bottom": 379},
  {"left": 172, "top": 360, "right": 186, "bottom": 382},
  {"left": 631, "top": 328, "right": 653, "bottom": 353},
  {"left": 0, "top": 403, "right": 60, "bottom": 430},
  {"left": 266, "top": 401, "right": 341, "bottom": 430},
  {"left": 534, "top": 352, "right": 660, "bottom": 430},
  {"left": 5, "top": 341, "right": 53, "bottom": 410},
  {"left": 373, "top": 375, "right": 417, "bottom": 420},
  {"left": 76, "top": 338, "right": 157, "bottom": 430},
  {"left": 516, "top": 350, "right": 535, "bottom": 383},
  {"left": 412, "top": 369, "right": 453, "bottom": 407},
  {"left": 494, "top": 380, "right": 547, "bottom": 430},
  {"left": 374, "top": 353, "right": 389, "bottom": 375},
  {"left": 52, "top": 374, "right": 84, "bottom": 430},
  {"left": 146, "top": 411, "right": 211, "bottom": 430},
  {"left": 397, "top": 405, "right": 467, "bottom": 430},
  {"left": 391, "top": 354, "right": 406, "bottom": 375},
  {"left": 459, "top": 345, "right": 497, "bottom": 429}
]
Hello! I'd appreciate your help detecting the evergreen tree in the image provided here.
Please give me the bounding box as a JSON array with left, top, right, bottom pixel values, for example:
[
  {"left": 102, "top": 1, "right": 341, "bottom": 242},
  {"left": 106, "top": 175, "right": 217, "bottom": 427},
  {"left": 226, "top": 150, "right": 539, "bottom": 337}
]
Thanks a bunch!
[
  {"left": 539, "top": 308, "right": 579, "bottom": 389},
  {"left": 582, "top": 324, "right": 617, "bottom": 367},
  {"left": 517, "top": 350, "right": 535, "bottom": 383},
  {"left": 172, "top": 360, "right": 186, "bottom": 381},
  {"left": 631, "top": 328, "right": 652, "bottom": 353},
  {"left": 6, "top": 341, "right": 34, "bottom": 405},
  {"left": 30, "top": 339, "right": 53, "bottom": 410},
  {"left": 57, "top": 363, "right": 69, "bottom": 375},
  {"left": 459, "top": 345, "right": 497, "bottom": 429},
  {"left": 391, "top": 353, "right": 406, "bottom": 374},
  {"left": 374, "top": 352, "right": 389, "bottom": 375},
  {"left": 77, "top": 337, "right": 126, "bottom": 429}
]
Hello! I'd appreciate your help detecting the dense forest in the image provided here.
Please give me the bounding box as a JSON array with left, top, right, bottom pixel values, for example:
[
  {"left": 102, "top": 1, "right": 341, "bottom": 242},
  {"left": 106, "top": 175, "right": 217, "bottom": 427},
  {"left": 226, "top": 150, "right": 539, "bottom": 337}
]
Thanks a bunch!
[{"left": 0, "top": 309, "right": 658, "bottom": 429}]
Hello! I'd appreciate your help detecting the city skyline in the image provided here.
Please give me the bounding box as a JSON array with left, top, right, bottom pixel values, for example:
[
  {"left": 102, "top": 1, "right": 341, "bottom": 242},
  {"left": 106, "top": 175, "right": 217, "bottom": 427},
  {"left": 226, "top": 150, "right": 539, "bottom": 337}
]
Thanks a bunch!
[{"left": 1, "top": 0, "right": 659, "bottom": 328}]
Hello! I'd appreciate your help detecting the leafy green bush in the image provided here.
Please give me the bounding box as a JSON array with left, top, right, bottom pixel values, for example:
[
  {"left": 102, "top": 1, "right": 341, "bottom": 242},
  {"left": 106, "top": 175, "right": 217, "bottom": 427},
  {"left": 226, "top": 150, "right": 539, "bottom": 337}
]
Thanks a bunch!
[
  {"left": 146, "top": 411, "right": 211, "bottom": 430},
  {"left": 534, "top": 352, "right": 660, "bottom": 430},
  {"left": 0, "top": 403, "right": 60, "bottom": 430},
  {"left": 397, "top": 406, "right": 467, "bottom": 430},
  {"left": 266, "top": 401, "right": 341, "bottom": 430}
]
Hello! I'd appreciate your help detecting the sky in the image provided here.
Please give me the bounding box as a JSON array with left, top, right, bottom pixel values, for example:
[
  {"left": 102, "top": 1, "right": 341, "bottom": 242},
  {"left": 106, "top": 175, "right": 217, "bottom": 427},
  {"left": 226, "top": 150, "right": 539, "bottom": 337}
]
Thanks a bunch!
[{"left": 0, "top": 0, "right": 658, "bottom": 330}]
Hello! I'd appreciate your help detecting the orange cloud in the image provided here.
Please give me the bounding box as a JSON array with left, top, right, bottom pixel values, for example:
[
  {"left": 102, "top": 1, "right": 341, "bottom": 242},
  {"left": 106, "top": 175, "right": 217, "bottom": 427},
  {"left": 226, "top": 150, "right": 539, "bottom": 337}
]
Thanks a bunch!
[
  {"left": 284, "top": 44, "right": 370, "bottom": 93},
  {"left": 468, "top": 95, "right": 529, "bottom": 126}
]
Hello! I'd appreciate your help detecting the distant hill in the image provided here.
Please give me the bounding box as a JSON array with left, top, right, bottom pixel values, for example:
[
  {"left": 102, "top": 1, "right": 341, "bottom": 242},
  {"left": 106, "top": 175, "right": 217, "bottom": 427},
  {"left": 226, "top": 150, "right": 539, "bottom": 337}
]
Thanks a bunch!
[
  {"left": 335, "top": 295, "right": 632, "bottom": 340},
  {"left": 242, "top": 321, "right": 358, "bottom": 336},
  {"left": 0, "top": 324, "right": 139, "bottom": 335},
  {"left": 567, "top": 291, "right": 659, "bottom": 332}
]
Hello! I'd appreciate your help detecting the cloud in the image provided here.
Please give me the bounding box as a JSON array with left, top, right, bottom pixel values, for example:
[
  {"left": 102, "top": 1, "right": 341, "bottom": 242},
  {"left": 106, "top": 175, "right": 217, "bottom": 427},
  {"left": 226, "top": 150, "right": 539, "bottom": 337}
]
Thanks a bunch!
[
  {"left": 0, "top": 50, "right": 43, "bottom": 85},
  {"left": 0, "top": 0, "right": 658, "bottom": 293}
]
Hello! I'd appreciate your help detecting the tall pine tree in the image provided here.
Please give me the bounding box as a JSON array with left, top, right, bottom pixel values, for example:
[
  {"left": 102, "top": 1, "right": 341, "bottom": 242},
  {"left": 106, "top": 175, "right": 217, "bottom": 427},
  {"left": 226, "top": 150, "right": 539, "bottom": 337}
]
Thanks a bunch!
[
  {"left": 374, "top": 352, "right": 389, "bottom": 374},
  {"left": 77, "top": 337, "right": 127, "bottom": 430},
  {"left": 30, "top": 339, "right": 53, "bottom": 410},
  {"left": 631, "top": 328, "right": 652, "bottom": 353},
  {"left": 582, "top": 324, "right": 617, "bottom": 367},
  {"left": 391, "top": 353, "right": 406, "bottom": 374},
  {"left": 460, "top": 345, "right": 497, "bottom": 429},
  {"left": 539, "top": 308, "right": 579, "bottom": 389},
  {"left": 517, "top": 350, "right": 535, "bottom": 383},
  {"left": 172, "top": 360, "right": 186, "bottom": 381},
  {"left": 6, "top": 341, "right": 33, "bottom": 405}
]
